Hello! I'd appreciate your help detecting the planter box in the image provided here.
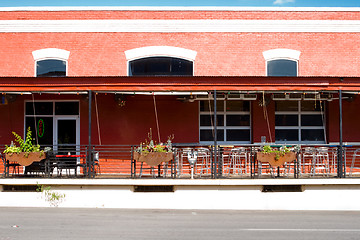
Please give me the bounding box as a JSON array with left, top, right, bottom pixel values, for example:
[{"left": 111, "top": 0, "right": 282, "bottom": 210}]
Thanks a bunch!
[
  {"left": 256, "top": 152, "right": 296, "bottom": 167},
  {"left": 133, "top": 152, "right": 173, "bottom": 167},
  {"left": 5, "top": 152, "right": 46, "bottom": 166}
]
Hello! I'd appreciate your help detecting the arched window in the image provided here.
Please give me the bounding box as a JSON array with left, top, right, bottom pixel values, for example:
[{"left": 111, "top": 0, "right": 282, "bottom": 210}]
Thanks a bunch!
[
  {"left": 263, "top": 49, "right": 300, "bottom": 77},
  {"left": 267, "top": 59, "right": 297, "bottom": 77},
  {"left": 36, "top": 59, "right": 66, "bottom": 77},
  {"left": 129, "top": 57, "right": 193, "bottom": 76},
  {"left": 32, "top": 48, "right": 70, "bottom": 77},
  {"left": 125, "top": 46, "right": 196, "bottom": 76}
]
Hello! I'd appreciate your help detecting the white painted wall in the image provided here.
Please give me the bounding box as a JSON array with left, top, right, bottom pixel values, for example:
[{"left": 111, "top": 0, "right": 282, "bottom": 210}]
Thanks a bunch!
[{"left": 1, "top": 179, "right": 360, "bottom": 210}]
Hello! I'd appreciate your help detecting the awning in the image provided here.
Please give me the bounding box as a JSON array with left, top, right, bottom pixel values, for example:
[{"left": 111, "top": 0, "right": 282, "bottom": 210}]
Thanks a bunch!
[{"left": 0, "top": 76, "right": 359, "bottom": 92}]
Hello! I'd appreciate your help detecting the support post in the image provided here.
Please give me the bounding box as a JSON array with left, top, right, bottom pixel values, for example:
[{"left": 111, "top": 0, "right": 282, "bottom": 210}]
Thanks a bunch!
[
  {"left": 213, "top": 90, "right": 219, "bottom": 178},
  {"left": 338, "top": 89, "right": 345, "bottom": 178},
  {"left": 87, "top": 90, "right": 93, "bottom": 178}
]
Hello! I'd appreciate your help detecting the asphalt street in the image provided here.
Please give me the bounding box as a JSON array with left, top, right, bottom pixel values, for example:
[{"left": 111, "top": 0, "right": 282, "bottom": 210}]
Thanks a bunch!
[{"left": 0, "top": 208, "right": 360, "bottom": 240}]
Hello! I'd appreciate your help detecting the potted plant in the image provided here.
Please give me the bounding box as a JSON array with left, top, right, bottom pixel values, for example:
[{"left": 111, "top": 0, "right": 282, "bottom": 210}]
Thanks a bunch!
[
  {"left": 256, "top": 145, "right": 297, "bottom": 167},
  {"left": 3, "top": 127, "right": 47, "bottom": 166},
  {"left": 133, "top": 130, "right": 174, "bottom": 167}
]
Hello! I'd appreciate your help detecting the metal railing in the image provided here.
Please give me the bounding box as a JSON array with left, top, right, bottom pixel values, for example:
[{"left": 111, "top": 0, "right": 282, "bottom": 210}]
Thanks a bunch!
[{"left": 2, "top": 144, "right": 360, "bottom": 179}]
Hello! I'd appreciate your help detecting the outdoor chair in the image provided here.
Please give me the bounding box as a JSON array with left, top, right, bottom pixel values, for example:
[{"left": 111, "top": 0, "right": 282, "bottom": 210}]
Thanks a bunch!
[
  {"left": 179, "top": 147, "right": 193, "bottom": 176},
  {"left": 225, "top": 147, "right": 249, "bottom": 176},
  {"left": 311, "top": 147, "right": 330, "bottom": 177},
  {"left": 197, "top": 147, "right": 212, "bottom": 177},
  {"left": 349, "top": 148, "right": 360, "bottom": 177},
  {"left": 1, "top": 153, "right": 20, "bottom": 177}
]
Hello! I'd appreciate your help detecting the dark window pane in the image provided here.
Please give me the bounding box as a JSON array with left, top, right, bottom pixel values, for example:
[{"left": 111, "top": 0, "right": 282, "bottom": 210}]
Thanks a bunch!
[
  {"left": 25, "top": 117, "right": 53, "bottom": 147},
  {"left": 200, "top": 129, "right": 224, "bottom": 141},
  {"left": 301, "top": 115, "right": 324, "bottom": 126},
  {"left": 301, "top": 129, "right": 325, "bottom": 142},
  {"left": 55, "top": 102, "right": 79, "bottom": 115},
  {"left": 200, "top": 100, "right": 224, "bottom": 112},
  {"left": 275, "top": 129, "right": 298, "bottom": 142},
  {"left": 226, "top": 130, "right": 250, "bottom": 141},
  {"left": 301, "top": 101, "right": 324, "bottom": 111},
  {"left": 275, "top": 115, "right": 298, "bottom": 126},
  {"left": 226, "top": 101, "right": 250, "bottom": 112},
  {"left": 36, "top": 59, "right": 66, "bottom": 77},
  {"left": 129, "top": 57, "right": 193, "bottom": 76},
  {"left": 275, "top": 101, "right": 298, "bottom": 111},
  {"left": 200, "top": 115, "right": 224, "bottom": 126},
  {"left": 26, "top": 102, "right": 53, "bottom": 115},
  {"left": 267, "top": 59, "right": 297, "bottom": 77},
  {"left": 58, "top": 119, "right": 77, "bottom": 145},
  {"left": 226, "top": 115, "right": 250, "bottom": 126}
]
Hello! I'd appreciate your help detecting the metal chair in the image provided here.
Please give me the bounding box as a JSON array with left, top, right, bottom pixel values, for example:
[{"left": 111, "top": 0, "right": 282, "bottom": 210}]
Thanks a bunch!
[
  {"left": 1, "top": 153, "right": 20, "bottom": 177},
  {"left": 311, "top": 147, "right": 330, "bottom": 177},
  {"left": 196, "top": 147, "right": 212, "bottom": 177},
  {"left": 349, "top": 148, "right": 360, "bottom": 177},
  {"left": 179, "top": 147, "right": 193, "bottom": 176},
  {"left": 225, "top": 147, "right": 249, "bottom": 176},
  {"left": 301, "top": 147, "right": 315, "bottom": 175}
]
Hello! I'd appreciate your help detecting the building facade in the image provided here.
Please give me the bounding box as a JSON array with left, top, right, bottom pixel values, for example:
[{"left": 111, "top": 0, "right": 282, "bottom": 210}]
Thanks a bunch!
[{"left": 0, "top": 7, "right": 360, "bottom": 150}]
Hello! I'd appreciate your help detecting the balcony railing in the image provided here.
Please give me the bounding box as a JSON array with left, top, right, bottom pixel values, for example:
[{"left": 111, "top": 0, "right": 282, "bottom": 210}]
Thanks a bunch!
[{"left": 2, "top": 144, "right": 360, "bottom": 179}]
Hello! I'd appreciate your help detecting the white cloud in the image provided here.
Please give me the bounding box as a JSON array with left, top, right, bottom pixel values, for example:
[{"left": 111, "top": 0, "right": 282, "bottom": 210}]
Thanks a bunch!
[{"left": 273, "top": 0, "right": 295, "bottom": 5}]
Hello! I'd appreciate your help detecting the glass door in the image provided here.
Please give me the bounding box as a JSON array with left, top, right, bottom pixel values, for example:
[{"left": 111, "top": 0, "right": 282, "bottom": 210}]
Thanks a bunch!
[{"left": 54, "top": 117, "right": 79, "bottom": 154}]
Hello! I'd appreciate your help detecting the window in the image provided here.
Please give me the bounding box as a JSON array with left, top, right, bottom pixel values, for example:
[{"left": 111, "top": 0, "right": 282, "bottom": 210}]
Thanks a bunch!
[
  {"left": 36, "top": 59, "right": 66, "bottom": 77},
  {"left": 125, "top": 46, "right": 197, "bottom": 76},
  {"left": 32, "top": 48, "right": 70, "bottom": 77},
  {"left": 275, "top": 101, "right": 325, "bottom": 143},
  {"left": 267, "top": 59, "right": 297, "bottom": 76},
  {"left": 129, "top": 57, "right": 193, "bottom": 76},
  {"left": 199, "top": 100, "right": 251, "bottom": 143},
  {"left": 263, "top": 49, "right": 300, "bottom": 76},
  {"left": 25, "top": 101, "right": 79, "bottom": 146}
]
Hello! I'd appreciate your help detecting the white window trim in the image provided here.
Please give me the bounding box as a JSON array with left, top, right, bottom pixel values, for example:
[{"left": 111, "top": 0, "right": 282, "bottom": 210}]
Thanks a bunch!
[
  {"left": 32, "top": 48, "right": 70, "bottom": 61},
  {"left": 125, "top": 46, "right": 196, "bottom": 76},
  {"left": 262, "top": 48, "right": 301, "bottom": 61},
  {"left": 125, "top": 46, "right": 197, "bottom": 61},
  {"left": 263, "top": 49, "right": 300, "bottom": 77},
  {"left": 32, "top": 48, "right": 69, "bottom": 77}
]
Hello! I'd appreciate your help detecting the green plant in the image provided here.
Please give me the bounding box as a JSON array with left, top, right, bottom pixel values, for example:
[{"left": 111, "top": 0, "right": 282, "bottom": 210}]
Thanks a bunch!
[
  {"left": 261, "top": 145, "right": 291, "bottom": 161},
  {"left": 36, "top": 183, "right": 66, "bottom": 207},
  {"left": 135, "top": 128, "right": 174, "bottom": 155},
  {"left": 3, "top": 127, "right": 43, "bottom": 157}
]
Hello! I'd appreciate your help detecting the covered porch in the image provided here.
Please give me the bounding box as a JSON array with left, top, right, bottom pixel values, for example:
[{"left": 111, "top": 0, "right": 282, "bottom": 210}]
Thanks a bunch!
[{"left": 1, "top": 76, "right": 360, "bottom": 179}]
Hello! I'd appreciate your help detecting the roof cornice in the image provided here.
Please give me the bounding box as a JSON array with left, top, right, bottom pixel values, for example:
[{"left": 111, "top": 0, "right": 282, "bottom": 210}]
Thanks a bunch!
[{"left": 1, "top": 6, "right": 360, "bottom": 12}]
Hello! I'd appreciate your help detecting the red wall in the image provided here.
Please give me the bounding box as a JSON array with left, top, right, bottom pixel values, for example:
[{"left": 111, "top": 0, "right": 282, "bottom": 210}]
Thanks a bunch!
[
  {"left": 328, "top": 94, "right": 360, "bottom": 143},
  {"left": 1, "top": 93, "right": 360, "bottom": 146},
  {"left": 1, "top": 32, "right": 360, "bottom": 77},
  {"left": 84, "top": 94, "right": 199, "bottom": 145},
  {"left": 252, "top": 96, "right": 275, "bottom": 143}
]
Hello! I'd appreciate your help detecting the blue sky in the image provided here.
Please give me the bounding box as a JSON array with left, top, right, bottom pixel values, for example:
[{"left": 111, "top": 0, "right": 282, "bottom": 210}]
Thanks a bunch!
[{"left": 1, "top": 0, "right": 360, "bottom": 7}]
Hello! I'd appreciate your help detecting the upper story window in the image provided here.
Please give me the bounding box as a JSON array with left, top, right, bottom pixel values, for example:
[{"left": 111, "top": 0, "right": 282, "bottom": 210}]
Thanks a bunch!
[
  {"left": 36, "top": 59, "right": 66, "bottom": 77},
  {"left": 32, "top": 48, "right": 70, "bottom": 77},
  {"left": 129, "top": 57, "right": 193, "bottom": 76},
  {"left": 125, "top": 46, "right": 197, "bottom": 76},
  {"left": 263, "top": 49, "right": 300, "bottom": 77}
]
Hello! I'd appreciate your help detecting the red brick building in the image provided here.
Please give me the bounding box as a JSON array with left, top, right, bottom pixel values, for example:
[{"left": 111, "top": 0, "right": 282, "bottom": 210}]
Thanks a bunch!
[{"left": 0, "top": 7, "right": 360, "bottom": 150}]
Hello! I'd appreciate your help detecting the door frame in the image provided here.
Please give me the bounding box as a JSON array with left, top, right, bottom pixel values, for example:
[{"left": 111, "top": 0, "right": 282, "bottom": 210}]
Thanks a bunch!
[{"left": 53, "top": 116, "right": 80, "bottom": 152}]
